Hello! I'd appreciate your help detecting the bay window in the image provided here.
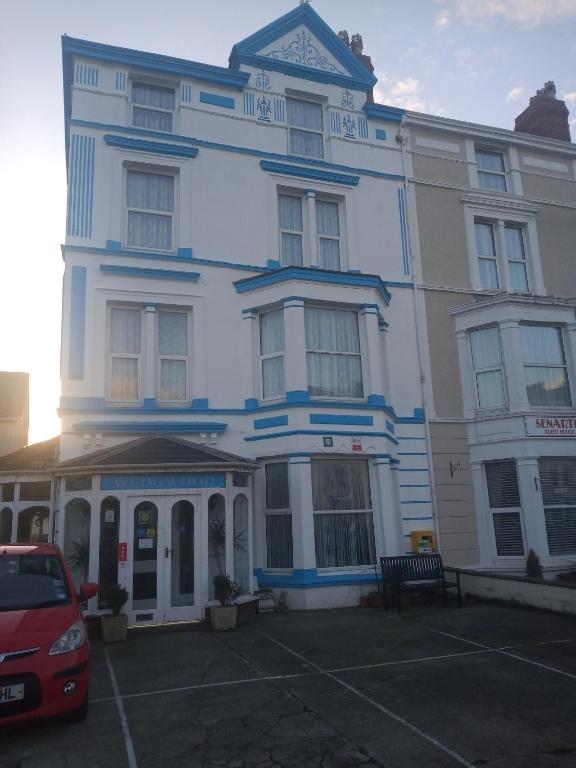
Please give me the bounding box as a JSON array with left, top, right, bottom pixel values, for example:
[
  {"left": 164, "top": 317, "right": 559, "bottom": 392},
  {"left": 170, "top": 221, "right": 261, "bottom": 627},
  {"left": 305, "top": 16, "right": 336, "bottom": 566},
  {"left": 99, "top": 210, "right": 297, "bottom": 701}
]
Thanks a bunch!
[
  {"left": 286, "top": 97, "right": 324, "bottom": 159},
  {"left": 539, "top": 458, "right": 576, "bottom": 556},
  {"left": 264, "top": 462, "right": 293, "bottom": 569},
  {"left": 126, "top": 169, "right": 175, "bottom": 251},
  {"left": 305, "top": 307, "right": 363, "bottom": 398},
  {"left": 470, "top": 327, "right": 506, "bottom": 409},
  {"left": 260, "top": 310, "right": 285, "bottom": 400},
  {"left": 312, "top": 459, "right": 375, "bottom": 568},
  {"left": 521, "top": 326, "right": 571, "bottom": 407},
  {"left": 132, "top": 81, "right": 175, "bottom": 132},
  {"left": 485, "top": 460, "right": 524, "bottom": 557},
  {"left": 109, "top": 307, "right": 142, "bottom": 401}
]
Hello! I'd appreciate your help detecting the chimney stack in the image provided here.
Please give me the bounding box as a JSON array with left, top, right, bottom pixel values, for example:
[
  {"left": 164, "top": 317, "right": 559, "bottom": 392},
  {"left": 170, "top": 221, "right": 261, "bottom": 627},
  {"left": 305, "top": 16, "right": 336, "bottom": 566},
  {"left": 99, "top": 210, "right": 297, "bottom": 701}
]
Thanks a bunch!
[
  {"left": 339, "top": 31, "right": 375, "bottom": 103},
  {"left": 514, "top": 81, "right": 571, "bottom": 142}
]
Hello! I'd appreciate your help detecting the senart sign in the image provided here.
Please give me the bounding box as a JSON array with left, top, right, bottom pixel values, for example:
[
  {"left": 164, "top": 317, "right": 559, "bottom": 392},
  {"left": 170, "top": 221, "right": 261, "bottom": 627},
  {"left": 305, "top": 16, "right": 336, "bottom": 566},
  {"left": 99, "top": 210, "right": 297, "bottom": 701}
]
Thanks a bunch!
[{"left": 526, "top": 416, "right": 576, "bottom": 438}]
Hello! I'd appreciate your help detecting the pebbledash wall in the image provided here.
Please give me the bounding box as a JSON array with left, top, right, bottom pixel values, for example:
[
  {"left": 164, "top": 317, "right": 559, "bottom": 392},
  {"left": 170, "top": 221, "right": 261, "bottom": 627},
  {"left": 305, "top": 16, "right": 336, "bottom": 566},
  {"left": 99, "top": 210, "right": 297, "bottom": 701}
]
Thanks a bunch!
[{"left": 56, "top": 4, "right": 436, "bottom": 614}]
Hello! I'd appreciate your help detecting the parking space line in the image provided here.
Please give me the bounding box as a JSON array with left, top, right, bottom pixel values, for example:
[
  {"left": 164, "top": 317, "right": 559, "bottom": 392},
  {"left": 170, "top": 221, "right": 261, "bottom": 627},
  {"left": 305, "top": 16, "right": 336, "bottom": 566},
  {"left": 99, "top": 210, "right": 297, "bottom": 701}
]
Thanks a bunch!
[
  {"left": 263, "top": 633, "right": 477, "bottom": 768},
  {"left": 105, "top": 648, "right": 139, "bottom": 768},
  {"left": 431, "top": 630, "right": 576, "bottom": 682}
]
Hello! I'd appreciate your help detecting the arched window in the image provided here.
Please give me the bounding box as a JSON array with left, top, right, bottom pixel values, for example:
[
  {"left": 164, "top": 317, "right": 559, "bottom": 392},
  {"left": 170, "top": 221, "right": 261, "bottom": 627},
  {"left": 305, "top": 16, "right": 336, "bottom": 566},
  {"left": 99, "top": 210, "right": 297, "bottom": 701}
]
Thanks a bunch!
[
  {"left": 64, "top": 499, "right": 91, "bottom": 588},
  {"left": 208, "top": 493, "right": 225, "bottom": 600},
  {"left": 0, "top": 508, "right": 13, "bottom": 544},
  {"left": 17, "top": 507, "right": 50, "bottom": 543},
  {"left": 170, "top": 500, "right": 194, "bottom": 607},
  {"left": 233, "top": 494, "right": 249, "bottom": 592}
]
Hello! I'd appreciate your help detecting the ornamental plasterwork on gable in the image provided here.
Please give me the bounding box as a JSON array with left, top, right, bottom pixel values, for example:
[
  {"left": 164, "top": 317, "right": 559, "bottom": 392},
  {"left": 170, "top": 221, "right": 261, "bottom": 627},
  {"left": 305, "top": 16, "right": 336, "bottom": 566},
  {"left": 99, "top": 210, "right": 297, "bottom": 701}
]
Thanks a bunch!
[
  {"left": 341, "top": 89, "right": 355, "bottom": 110},
  {"left": 264, "top": 29, "right": 346, "bottom": 74},
  {"left": 255, "top": 70, "right": 271, "bottom": 91}
]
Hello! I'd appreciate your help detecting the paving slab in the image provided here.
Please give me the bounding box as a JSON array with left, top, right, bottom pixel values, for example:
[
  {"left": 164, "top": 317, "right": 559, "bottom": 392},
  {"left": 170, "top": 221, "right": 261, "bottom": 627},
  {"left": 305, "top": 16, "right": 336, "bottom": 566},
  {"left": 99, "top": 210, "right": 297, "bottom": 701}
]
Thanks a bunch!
[{"left": 2, "top": 603, "right": 576, "bottom": 768}]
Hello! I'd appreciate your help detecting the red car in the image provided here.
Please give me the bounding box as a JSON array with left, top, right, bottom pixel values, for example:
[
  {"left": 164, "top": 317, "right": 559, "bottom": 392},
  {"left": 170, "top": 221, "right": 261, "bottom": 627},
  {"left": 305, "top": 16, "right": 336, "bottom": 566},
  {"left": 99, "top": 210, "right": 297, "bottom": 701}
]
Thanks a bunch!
[{"left": 0, "top": 544, "right": 98, "bottom": 726}]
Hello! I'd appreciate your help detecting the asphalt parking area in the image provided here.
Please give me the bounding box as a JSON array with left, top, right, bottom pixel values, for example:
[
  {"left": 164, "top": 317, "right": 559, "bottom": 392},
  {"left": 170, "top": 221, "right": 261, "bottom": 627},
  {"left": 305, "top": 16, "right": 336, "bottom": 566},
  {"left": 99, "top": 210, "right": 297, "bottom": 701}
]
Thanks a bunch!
[{"left": 3, "top": 602, "right": 576, "bottom": 768}]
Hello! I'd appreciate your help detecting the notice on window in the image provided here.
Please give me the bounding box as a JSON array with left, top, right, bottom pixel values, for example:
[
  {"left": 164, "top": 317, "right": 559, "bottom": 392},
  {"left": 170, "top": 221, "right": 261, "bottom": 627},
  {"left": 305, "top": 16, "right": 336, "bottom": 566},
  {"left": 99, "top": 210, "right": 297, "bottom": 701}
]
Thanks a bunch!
[
  {"left": 138, "top": 538, "right": 154, "bottom": 550},
  {"left": 526, "top": 416, "right": 576, "bottom": 438}
]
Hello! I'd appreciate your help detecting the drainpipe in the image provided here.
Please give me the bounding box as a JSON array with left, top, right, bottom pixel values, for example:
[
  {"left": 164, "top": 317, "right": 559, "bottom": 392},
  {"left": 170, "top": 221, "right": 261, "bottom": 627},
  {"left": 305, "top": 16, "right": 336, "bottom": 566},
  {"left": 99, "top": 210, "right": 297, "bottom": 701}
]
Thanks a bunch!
[{"left": 396, "top": 120, "right": 442, "bottom": 554}]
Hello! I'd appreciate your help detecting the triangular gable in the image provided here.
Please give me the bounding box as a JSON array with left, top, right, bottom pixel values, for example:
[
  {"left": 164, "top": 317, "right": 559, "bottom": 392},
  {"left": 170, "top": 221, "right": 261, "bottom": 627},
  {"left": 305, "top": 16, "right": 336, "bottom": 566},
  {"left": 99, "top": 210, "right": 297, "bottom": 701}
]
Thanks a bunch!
[{"left": 229, "top": 3, "right": 376, "bottom": 92}]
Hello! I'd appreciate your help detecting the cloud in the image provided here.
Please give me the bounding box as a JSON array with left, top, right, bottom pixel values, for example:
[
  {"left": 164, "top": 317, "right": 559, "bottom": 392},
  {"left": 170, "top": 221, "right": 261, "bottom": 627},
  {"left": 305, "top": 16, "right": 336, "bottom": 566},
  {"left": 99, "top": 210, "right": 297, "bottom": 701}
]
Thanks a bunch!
[
  {"left": 564, "top": 92, "right": 576, "bottom": 103},
  {"left": 506, "top": 87, "right": 524, "bottom": 102},
  {"left": 454, "top": 0, "right": 576, "bottom": 27},
  {"left": 434, "top": 10, "right": 451, "bottom": 30},
  {"left": 374, "top": 75, "right": 445, "bottom": 115}
]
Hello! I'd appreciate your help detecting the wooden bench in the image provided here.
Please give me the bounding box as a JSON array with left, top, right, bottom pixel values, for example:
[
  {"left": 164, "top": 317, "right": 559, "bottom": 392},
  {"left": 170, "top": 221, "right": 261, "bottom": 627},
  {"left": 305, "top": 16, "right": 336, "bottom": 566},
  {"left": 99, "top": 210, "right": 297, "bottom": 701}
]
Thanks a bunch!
[{"left": 380, "top": 554, "right": 462, "bottom": 613}]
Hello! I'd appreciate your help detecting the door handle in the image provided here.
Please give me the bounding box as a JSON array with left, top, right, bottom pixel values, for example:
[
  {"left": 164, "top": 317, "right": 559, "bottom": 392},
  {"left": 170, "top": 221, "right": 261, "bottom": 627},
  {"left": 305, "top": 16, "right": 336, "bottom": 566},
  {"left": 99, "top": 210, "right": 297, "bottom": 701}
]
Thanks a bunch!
[{"left": 164, "top": 547, "right": 171, "bottom": 558}]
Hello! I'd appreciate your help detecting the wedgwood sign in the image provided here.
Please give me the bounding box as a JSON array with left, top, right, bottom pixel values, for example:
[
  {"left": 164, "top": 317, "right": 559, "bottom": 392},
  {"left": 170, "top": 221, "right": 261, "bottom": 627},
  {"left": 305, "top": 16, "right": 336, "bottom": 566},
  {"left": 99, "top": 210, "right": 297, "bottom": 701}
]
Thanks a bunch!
[{"left": 525, "top": 416, "right": 576, "bottom": 438}]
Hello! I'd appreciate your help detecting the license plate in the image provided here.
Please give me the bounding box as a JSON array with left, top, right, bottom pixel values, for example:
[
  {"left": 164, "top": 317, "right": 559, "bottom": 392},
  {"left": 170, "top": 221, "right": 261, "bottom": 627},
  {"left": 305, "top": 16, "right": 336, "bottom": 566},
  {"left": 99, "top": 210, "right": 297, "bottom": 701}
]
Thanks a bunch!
[{"left": 0, "top": 684, "right": 25, "bottom": 704}]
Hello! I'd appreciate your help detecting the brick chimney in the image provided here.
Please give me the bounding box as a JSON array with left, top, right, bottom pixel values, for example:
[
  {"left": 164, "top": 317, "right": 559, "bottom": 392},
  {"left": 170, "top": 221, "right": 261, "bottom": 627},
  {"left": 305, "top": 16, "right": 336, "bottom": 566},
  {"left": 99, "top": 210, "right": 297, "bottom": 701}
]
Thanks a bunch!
[
  {"left": 338, "top": 31, "right": 375, "bottom": 103},
  {"left": 514, "top": 81, "right": 571, "bottom": 142}
]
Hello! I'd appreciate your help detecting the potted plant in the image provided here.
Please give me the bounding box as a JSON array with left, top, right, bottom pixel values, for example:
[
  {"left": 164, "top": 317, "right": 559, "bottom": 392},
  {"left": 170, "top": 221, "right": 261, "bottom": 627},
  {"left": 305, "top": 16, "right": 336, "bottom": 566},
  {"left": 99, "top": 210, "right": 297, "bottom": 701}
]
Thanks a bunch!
[
  {"left": 526, "top": 549, "right": 543, "bottom": 580},
  {"left": 100, "top": 584, "right": 129, "bottom": 642},
  {"left": 210, "top": 574, "right": 238, "bottom": 631}
]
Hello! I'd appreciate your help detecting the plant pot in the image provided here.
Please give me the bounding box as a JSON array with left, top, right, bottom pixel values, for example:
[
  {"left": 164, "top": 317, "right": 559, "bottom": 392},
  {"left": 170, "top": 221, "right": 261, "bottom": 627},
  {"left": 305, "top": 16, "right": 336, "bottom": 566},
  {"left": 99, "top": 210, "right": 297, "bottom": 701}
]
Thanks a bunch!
[
  {"left": 210, "top": 605, "right": 238, "bottom": 631},
  {"left": 101, "top": 614, "right": 128, "bottom": 642},
  {"left": 367, "top": 592, "right": 386, "bottom": 609}
]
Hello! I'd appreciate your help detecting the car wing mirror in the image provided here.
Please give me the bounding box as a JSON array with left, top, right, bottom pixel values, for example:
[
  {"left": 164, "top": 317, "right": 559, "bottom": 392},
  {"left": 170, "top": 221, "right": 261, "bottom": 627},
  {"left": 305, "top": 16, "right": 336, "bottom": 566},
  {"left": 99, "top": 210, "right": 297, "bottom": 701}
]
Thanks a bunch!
[{"left": 79, "top": 582, "right": 99, "bottom": 601}]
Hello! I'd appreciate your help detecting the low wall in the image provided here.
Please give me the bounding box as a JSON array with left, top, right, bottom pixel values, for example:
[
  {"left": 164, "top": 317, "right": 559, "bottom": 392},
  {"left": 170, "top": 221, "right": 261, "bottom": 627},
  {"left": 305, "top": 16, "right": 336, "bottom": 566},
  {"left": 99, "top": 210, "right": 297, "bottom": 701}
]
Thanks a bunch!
[{"left": 449, "top": 568, "right": 576, "bottom": 616}]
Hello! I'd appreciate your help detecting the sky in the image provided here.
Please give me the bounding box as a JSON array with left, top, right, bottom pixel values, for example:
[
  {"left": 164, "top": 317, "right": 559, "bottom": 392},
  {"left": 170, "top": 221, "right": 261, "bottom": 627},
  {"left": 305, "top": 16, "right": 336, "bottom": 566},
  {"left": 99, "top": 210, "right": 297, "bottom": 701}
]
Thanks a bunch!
[{"left": 1, "top": 0, "right": 575, "bottom": 445}]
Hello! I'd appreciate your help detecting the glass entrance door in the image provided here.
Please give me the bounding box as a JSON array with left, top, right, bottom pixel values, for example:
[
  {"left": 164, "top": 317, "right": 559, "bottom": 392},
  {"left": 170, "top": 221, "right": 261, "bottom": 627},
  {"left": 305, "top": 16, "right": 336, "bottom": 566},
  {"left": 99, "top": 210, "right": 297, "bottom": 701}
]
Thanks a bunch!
[
  {"left": 128, "top": 496, "right": 199, "bottom": 624},
  {"left": 163, "top": 499, "right": 197, "bottom": 621}
]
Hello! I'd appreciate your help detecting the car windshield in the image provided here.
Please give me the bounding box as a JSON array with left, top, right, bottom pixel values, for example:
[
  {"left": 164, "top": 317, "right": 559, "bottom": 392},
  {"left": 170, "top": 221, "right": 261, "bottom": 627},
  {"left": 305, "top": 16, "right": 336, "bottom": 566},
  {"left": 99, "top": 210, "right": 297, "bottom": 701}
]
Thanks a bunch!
[{"left": 0, "top": 554, "right": 71, "bottom": 611}]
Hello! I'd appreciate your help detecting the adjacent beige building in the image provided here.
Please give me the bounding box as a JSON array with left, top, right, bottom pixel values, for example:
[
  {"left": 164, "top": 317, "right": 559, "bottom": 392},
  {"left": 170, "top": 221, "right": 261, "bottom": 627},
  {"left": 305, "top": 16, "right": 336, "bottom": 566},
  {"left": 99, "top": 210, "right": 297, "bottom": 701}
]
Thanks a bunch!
[
  {"left": 404, "top": 85, "right": 576, "bottom": 572},
  {"left": 0, "top": 372, "right": 29, "bottom": 458}
]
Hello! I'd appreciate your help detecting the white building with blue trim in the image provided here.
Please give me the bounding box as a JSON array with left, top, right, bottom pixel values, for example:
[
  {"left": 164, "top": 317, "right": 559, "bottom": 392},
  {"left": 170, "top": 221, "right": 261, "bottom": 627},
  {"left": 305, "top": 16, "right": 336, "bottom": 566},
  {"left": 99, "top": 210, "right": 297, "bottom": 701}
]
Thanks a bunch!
[{"left": 1, "top": 4, "right": 444, "bottom": 623}]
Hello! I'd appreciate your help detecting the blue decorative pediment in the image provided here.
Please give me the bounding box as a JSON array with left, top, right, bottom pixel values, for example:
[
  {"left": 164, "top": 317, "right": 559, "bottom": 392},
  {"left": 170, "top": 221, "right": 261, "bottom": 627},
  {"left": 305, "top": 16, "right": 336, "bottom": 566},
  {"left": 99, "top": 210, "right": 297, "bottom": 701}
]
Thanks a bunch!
[{"left": 229, "top": 4, "right": 377, "bottom": 92}]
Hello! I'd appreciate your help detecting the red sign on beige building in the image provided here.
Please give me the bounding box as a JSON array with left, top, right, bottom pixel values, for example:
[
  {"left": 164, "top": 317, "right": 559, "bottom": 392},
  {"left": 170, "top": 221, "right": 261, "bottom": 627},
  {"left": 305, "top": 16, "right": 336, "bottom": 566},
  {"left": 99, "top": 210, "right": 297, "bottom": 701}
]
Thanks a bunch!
[{"left": 526, "top": 416, "right": 576, "bottom": 438}]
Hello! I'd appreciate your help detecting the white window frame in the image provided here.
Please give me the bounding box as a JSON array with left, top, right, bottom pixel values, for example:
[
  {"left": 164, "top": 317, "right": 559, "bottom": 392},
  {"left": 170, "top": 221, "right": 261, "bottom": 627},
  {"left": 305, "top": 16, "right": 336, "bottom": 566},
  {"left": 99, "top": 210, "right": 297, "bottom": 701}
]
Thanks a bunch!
[
  {"left": 155, "top": 309, "right": 192, "bottom": 404},
  {"left": 311, "top": 458, "right": 376, "bottom": 570},
  {"left": 259, "top": 309, "right": 285, "bottom": 402},
  {"left": 286, "top": 95, "right": 325, "bottom": 160},
  {"left": 520, "top": 324, "right": 573, "bottom": 409},
  {"left": 305, "top": 304, "right": 364, "bottom": 400},
  {"left": 484, "top": 460, "right": 526, "bottom": 559},
  {"left": 474, "top": 147, "right": 508, "bottom": 192},
  {"left": 464, "top": 201, "right": 544, "bottom": 295},
  {"left": 469, "top": 326, "right": 507, "bottom": 411},
  {"left": 264, "top": 461, "right": 293, "bottom": 570},
  {"left": 124, "top": 165, "right": 178, "bottom": 253},
  {"left": 277, "top": 188, "right": 346, "bottom": 271},
  {"left": 130, "top": 80, "right": 176, "bottom": 133},
  {"left": 107, "top": 305, "right": 143, "bottom": 404}
]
